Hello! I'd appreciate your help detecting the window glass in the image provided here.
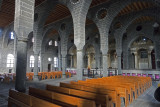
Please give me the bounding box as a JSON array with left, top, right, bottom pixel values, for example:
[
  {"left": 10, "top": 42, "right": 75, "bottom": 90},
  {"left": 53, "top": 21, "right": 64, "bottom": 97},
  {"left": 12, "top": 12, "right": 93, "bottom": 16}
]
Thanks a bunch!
[
  {"left": 7, "top": 54, "right": 14, "bottom": 67},
  {"left": 54, "top": 57, "right": 58, "bottom": 67},
  {"left": 30, "top": 55, "right": 35, "bottom": 67}
]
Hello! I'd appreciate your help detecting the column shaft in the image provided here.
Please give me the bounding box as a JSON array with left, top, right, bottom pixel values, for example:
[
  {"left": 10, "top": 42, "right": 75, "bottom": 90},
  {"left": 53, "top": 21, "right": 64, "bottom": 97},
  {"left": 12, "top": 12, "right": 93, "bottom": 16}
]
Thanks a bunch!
[
  {"left": 61, "top": 56, "right": 66, "bottom": 75},
  {"left": 155, "top": 41, "right": 160, "bottom": 70},
  {"left": 77, "top": 50, "right": 83, "bottom": 80},
  {"left": 102, "top": 54, "right": 108, "bottom": 77},
  {"left": 33, "top": 53, "right": 39, "bottom": 81},
  {"left": 148, "top": 53, "right": 152, "bottom": 69},
  {"left": 15, "top": 40, "right": 28, "bottom": 92},
  {"left": 135, "top": 53, "right": 139, "bottom": 69},
  {"left": 117, "top": 54, "right": 122, "bottom": 75}
]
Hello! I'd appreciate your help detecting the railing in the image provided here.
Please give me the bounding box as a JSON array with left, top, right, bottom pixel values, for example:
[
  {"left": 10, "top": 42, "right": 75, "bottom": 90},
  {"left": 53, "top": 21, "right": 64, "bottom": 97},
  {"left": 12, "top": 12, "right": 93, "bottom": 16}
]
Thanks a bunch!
[{"left": 82, "top": 68, "right": 103, "bottom": 78}]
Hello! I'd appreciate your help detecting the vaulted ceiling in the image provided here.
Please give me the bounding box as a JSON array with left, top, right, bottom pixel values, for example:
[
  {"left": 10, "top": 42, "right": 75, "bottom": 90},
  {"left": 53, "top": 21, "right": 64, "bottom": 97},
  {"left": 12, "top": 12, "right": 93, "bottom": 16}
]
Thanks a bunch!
[
  {"left": 0, "top": 0, "right": 157, "bottom": 28},
  {"left": 0, "top": 0, "right": 46, "bottom": 28}
]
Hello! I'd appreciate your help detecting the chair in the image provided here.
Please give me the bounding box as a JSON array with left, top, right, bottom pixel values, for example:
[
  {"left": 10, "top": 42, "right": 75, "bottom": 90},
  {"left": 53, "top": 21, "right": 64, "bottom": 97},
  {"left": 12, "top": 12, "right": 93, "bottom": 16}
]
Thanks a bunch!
[
  {"left": 122, "top": 73, "right": 126, "bottom": 76},
  {"left": 127, "top": 73, "right": 130, "bottom": 76},
  {"left": 73, "top": 70, "right": 76, "bottom": 75},
  {"left": 132, "top": 73, "right": 136, "bottom": 76},
  {"left": 137, "top": 73, "right": 141, "bottom": 77},
  {"left": 109, "top": 72, "right": 113, "bottom": 76},
  {"left": 155, "top": 74, "right": 160, "bottom": 81},
  {"left": 142, "top": 74, "right": 146, "bottom": 77},
  {"left": 148, "top": 74, "right": 153, "bottom": 79}
]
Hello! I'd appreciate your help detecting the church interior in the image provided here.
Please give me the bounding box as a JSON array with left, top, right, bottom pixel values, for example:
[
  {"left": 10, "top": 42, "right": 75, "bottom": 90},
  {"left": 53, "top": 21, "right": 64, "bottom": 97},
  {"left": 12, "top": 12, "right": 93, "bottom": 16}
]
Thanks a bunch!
[{"left": 0, "top": 0, "right": 160, "bottom": 107}]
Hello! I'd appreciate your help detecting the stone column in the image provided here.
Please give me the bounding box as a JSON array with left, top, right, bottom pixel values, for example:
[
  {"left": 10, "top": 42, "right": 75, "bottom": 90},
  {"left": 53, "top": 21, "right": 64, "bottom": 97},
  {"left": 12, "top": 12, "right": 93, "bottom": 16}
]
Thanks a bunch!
[
  {"left": 117, "top": 52, "right": 122, "bottom": 75},
  {"left": 77, "top": 49, "right": 83, "bottom": 80},
  {"left": 68, "top": 0, "right": 92, "bottom": 80},
  {"left": 107, "top": 53, "right": 111, "bottom": 68},
  {"left": 61, "top": 55, "right": 67, "bottom": 75},
  {"left": 70, "top": 55, "right": 73, "bottom": 68},
  {"left": 148, "top": 51, "right": 152, "bottom": 69},
  {"left": 33, "top": 52, "right": 39, "bottom": 81},
  {"left": 123, "top": 50, "right": 129, "bottom": 69},
  {"left": 88, "top": 54, "right": 91, "bottom": 67},
  {"left": 15, "top": 38, "right": 28, "bottom": 92},
  {"left": 95, "top": 54, "right": 100, "bottom": 68},
  {"left": 102, "top": 54, "right": 108, "bottom": 77},
  {"left": 58, "top": 41, "right": 61, "bottom": 71},
  {"left": 155, "top": 41, "right": 160, "bottom": 70},
  {"left": 134, "top": 52, "right": 139, "bottom": 69},
  {"left": 40, "top": 52, "right": 44, "bottom": 72},
  {"left": 14, "top": 0, "right": 35, "bottom": 92}
]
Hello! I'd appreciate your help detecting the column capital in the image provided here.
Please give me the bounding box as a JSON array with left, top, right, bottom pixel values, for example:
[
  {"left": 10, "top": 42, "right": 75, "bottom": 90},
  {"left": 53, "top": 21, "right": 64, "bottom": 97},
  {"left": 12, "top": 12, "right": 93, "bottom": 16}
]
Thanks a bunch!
[
  {"left": 102, "top": 54, "right": 108, "bottom": 56},
  {"left": 17, "top": 37, "right": 28, "bottom": 42},
  {"left": 77, "top": 49, "right": 83, "bottom": 52},
  {"left": 133, "top": 51, "right": 138, "bottom": 55}
]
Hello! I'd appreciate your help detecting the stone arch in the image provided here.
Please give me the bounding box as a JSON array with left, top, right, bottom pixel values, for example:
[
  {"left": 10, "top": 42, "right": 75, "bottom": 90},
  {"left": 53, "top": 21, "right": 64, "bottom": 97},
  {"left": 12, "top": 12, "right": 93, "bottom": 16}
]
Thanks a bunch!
[
  {"left": 83, "top": 44, "right": 96, "bottom": 68},
  {"left": 68, "top": 44, "right": 77, "bottom": 68},
  {"left": 41, "top": 29, "right": 59, "bottom": 53},
  {"left": 2, "top": 24, "right": 14, "bottom": 48},
  {"left": 128, "top": 32, "right": 154, "bottom": 49}
]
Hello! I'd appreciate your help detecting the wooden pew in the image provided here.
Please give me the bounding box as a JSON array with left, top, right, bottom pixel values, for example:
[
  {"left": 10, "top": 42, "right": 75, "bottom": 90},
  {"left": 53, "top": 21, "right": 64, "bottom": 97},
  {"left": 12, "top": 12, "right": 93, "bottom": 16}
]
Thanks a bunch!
[
  {"left": 86, "top": 78, "right": 134, "bottom": 102},
  {"left": 104, "top": 76, "right": 141, "bottom": 96},
  {"left": 107, "top": 76, "right": 151, "bottom": 95},
  {"left": 29, "top": 87, "right": 96, "bottom": 107},
  {"left": 71, "top": 80, "right": 129, "bottom": 107},
  {"left": 46, "top": 84, "right": 111, "bottom": 107},
  {"left": 60, "top": 82, "right": 120, "bottom": 107},
  {"left": 8, "top": 89, "right": 61, "bottom": 107}
]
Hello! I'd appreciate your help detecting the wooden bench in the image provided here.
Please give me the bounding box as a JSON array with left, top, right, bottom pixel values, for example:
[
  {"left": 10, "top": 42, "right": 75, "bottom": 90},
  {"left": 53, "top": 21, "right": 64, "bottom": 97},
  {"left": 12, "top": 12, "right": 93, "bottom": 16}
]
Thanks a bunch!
[
  {"left": 88, "top": 78, "right": 134, "bottom": 102},
  {"left": 60, "top": 82, "right": 120, "bottom": 107},
  {"left": 46, "top": 84, "right": 111, "bottom": 107},
  {"left": 8, "top": 89, "right": 61, "bottom": 107},
  {"left": 29, "top": 87, "right": 96, "bottom": 107},
  {"left": 72, "top": 80, "right": 129, "bottom": 107}
]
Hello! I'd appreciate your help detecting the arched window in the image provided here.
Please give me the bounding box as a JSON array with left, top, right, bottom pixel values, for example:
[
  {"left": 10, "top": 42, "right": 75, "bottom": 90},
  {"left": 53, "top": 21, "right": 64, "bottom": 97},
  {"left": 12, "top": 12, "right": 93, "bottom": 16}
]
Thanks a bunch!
[
  {"left": 7, "top": 54, "right": 14, "bottom": 67},
  {"left": 38, "top": 56, "right": 40, "bottom": 67},
  {"left": 32, "top": 37, "right": 34, "bottom": 43},
  {"left": 54, "top": 57, "right": 58, "bottom": 67},
  {"left": 55, "top": 41, "right": 58, "bottom": 46},
  {"left": 49, "top": 40, "right": 52, "bottom": 46},
  {"left": 30, "top": 55, "right": 35, "bottom": 67},
  {"left": 10, "top": 32, "right": 14, "bottom": 39}
]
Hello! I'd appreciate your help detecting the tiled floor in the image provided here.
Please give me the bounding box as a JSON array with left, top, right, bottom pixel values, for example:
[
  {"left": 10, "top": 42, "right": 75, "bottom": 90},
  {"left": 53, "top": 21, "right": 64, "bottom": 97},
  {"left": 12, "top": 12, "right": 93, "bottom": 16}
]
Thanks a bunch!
[{"left": 0, "top": 76, "right": 160, "bottom": 107}]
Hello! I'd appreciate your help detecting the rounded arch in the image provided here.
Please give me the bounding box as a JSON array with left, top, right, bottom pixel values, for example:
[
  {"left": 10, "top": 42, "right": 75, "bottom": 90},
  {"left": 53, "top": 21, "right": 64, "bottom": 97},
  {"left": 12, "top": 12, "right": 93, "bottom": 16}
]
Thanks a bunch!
[
  {"left": 41, "top": 29, "right": 59, "bottom": 52},
  {"left": 68, "top": 44, "right": 76, "bottom": 55},
  {"left": 83, "top": 44, "right": 95, "bottom": 54},
  {"left": 128, "top": 32, "right": 154, "bottom": 49}
]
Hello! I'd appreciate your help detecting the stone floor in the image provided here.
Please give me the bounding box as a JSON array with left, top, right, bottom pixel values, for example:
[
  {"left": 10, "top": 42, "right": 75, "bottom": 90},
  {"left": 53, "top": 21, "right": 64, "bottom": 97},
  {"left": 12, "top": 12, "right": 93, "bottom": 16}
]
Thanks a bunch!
[{"left": 0, "top": 76, "right": 160, "bottom": 107}]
